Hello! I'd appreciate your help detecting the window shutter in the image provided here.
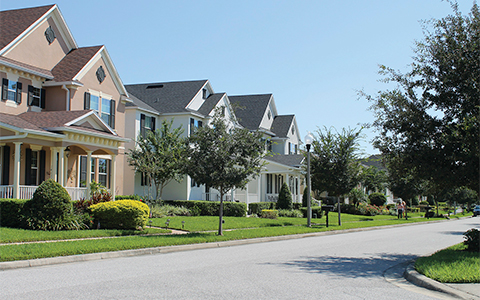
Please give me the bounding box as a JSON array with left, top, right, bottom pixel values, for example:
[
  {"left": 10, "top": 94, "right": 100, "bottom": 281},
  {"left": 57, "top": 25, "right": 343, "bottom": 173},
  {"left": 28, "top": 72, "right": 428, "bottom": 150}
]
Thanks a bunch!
[
  {"left": 141, "top": 172, "right": 145, "bottom": 186},
  {"left": 25, "top": 148, "right": 32, "bottom": 185},
  {"left": 84, "top": 92, "right": 90, "bottom": 110},
  {"left": 39, "top": 150, "right": 46, "bottom": 184},
  {"left": 28, "top": 85, "right": 34, "bottom": 106},
  {"left": 140, "top": 114, "right": 146, "bottom": 137},
  {"left": 107, "top": 159, "right": 111, "bottom": 189},
  {"left": 1, "top": 78, "right": 8, "bottom": 100},
  {"left": 110, "top": 99, "right": 116, "bottom": 129},
  {"left": 198, "top": 120, "right": 203, "bottom": 128},
  {"left": 151, "top": 117, "right": 156, "bottom": 132},
  {"left": 80, "top": 156, "right": 87, "bottom": 187},
  {"left": 16, "top": 82, "right": 22, "bottom": 104},
  {"left": 41, "top": 89, "right": 46, "bottom": 109},
  {"left": 2, "top": 146, "right": 10, "bottom": 185},
  {"left": 190, "top": 118, "right": 195, "bottom": 135}
]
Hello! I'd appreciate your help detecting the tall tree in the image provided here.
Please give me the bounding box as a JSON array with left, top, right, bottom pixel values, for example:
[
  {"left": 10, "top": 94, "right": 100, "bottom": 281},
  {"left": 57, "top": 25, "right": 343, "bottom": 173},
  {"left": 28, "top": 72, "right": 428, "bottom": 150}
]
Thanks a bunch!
[
  {"left": 127, "top": 119, "right": 188, "bottom": 202},
  {"left": 363, "top": 3, "right": 479, "bottom": 193},
  {"left": 310, "top": 127, "right": 363, "bottom": 225},
  {"left": 187, "top": 110, "right": 265, "bottom": 235}
]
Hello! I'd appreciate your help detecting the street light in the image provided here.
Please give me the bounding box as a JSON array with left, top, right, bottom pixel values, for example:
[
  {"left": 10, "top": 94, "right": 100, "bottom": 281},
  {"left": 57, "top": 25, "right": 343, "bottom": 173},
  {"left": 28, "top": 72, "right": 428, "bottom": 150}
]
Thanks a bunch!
[{"left": 305, "top": 132, "right": 314, "bottom": 227}]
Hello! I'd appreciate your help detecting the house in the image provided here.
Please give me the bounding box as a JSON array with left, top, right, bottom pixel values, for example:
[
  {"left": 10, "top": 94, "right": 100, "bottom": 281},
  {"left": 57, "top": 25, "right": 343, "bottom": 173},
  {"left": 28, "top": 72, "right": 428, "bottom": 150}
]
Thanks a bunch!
[
  {"left": 359, "top": 154, "right": 395, "bottom": 204},
  {"left": 124, "top": 80, "right": 240, "bottom": 201},
  {"left": 230, "top": 94, "right": 304, "bottom": 204},
  {"left": 0, "top": 5, "right": 131, "bottom": 199}
]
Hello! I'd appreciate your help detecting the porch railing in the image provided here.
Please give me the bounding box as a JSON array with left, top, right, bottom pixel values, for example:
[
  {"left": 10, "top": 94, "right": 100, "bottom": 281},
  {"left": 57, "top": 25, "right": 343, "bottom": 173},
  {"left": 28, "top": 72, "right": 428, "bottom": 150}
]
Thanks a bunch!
[
  {"left": 0, "top": 185, "right": 88, "bottom": 200},
  {"left": 202, "top": 193, "right": 232, "bottom": 201}
]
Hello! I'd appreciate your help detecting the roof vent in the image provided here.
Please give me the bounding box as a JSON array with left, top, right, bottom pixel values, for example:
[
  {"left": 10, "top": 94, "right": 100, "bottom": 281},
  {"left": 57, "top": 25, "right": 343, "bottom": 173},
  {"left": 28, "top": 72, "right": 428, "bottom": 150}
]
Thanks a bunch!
[{"left": 146, "top": 84, "right": 164, "bottom": 89}]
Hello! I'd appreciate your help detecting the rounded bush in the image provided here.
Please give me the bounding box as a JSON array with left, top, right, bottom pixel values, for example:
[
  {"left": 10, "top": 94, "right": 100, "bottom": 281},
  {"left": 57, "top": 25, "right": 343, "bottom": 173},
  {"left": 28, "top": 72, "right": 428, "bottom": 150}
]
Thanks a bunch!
[
  {"left": 90, "top": 200, "right": 150, "bottom": 229},
  {"left": 22, "top": 179, "right": 72, "bottom": 230},
  {"left": 368, "top": 192, "right": 387, "bottom": 206}
]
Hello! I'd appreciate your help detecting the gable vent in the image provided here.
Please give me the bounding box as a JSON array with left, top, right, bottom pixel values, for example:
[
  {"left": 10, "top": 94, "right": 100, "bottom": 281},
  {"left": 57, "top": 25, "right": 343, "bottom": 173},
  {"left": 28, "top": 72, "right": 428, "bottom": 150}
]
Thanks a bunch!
[{"left": 146, "top": 84, "right": 164, "bottom": 89}]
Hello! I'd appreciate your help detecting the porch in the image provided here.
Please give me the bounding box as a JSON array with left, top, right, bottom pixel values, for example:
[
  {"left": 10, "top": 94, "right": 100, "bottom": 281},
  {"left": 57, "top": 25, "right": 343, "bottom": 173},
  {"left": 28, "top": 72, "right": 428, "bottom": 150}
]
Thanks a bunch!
[{"left": 0, "top": 185, "right": 88, "bottom": 200}]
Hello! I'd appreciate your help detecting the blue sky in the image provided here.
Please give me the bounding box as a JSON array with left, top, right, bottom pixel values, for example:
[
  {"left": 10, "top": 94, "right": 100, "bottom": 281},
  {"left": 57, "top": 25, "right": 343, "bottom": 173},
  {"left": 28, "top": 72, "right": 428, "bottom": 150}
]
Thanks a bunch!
[{"left": 1, "top": 0, "right": 475, "bottom": 155}]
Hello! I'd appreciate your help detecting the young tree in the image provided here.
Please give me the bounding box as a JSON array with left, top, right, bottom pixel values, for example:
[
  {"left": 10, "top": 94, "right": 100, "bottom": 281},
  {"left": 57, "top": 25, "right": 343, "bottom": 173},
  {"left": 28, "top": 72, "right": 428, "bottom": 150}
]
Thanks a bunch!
[
  {"left": 127, "top": 119, "right": 188, "bottom": 202},
  {"left": 309, "top": 127, "right": 363, "bottom": 225},
  {"left": 363, "top": 3, "right": 480, "bottom": 193},
  {"left": 187, "top": 110, "right": 266, "bottom": 235}
]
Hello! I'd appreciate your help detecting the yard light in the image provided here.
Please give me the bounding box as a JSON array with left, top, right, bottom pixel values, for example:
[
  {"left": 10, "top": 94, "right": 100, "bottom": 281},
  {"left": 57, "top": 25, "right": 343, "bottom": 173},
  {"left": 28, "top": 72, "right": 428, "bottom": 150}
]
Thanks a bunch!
[{"left": 305, "top": 132, "right": 314, "bottom": 227}]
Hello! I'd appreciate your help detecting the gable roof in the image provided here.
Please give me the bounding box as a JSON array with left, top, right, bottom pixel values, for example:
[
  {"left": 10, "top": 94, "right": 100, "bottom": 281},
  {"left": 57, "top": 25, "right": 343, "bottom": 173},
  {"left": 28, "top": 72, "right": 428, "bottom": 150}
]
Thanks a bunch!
[
  {"left": 271, "top": 115, "right": 295, "bottom": 138},
  {"left": 229, "top": 94, "right": 272, "bottom": 130},
  {"left": 0, "top": 5, "right": 55, "bottom": 51},
  {"left": 125, "top": 80, "right": 208, "bottom": 114},
  {"left": 197, "top": 93, "right": 225, "bottom": 116},
  {"left": 264, "top": 154, "right": 304, "bottom": 169},
  {"left": 51, "top": 46, "right": 102, "bottom": 82}
]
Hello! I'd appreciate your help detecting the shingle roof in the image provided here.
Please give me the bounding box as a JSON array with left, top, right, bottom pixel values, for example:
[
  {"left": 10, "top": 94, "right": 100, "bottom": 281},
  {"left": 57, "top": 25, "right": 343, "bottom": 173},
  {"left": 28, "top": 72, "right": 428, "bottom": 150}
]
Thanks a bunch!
[
  {"left": 264, "top": 154, "right": 304, "bottom": 168},
  {"left": 0, "top": 112, "right": 51, "bottom": 133},
  {"left": 0, "top": 56, "right": 53, "bottom": 79},
  {"left": 197, "top": 93, "right": 225, "bottom": 116},
  {"left": 125, "top": 80, "right": 207, "bottom": 114},
  {"left": 0, "top": 5, "right": 54, "bottom": 51},
  {"left": 126, "top": 93, "right": 159, "bottom": 113},
  {"left": 229, "top": 94, "right": 272, "bottom": 130},
  {"left": 17, "top": 110, "right": 91, "bottom": 128},
  {"left": 51, "top": 46, "right": 102, "bottom": 82},
  {"left": 271, "top": 115, "right": 294, "bottom": 138}
]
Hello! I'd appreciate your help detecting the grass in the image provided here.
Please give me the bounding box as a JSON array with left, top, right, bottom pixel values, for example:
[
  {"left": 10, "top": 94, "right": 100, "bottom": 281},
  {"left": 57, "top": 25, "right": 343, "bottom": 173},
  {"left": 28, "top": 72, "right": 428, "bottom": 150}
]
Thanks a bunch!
[
  {"left": 0, "top": 227, "right": 169, "bottom": 243},
  {"left": 0, "top": 212, "right": 461, "bottom": 262},
  {"left": 415, "top": 243, "right": 480, "bottom": 283}
]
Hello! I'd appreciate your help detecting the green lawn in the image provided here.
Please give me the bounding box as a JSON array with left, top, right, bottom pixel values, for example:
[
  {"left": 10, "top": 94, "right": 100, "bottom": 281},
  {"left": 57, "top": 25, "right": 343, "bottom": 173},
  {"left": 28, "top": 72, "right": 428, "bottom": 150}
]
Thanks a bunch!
[
  {"left": 415, "top": 243, "right": 480, "bottom": 283},
  {"left": 0, "top": 212, "right": 462, "bottom": 262}
]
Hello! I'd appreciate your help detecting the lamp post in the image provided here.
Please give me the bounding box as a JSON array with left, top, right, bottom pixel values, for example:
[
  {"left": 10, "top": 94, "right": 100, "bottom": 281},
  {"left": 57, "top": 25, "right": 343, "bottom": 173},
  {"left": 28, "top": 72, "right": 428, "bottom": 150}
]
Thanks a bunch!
[{"left": 305, "top": 132, "right": 314, "bottom": 227}]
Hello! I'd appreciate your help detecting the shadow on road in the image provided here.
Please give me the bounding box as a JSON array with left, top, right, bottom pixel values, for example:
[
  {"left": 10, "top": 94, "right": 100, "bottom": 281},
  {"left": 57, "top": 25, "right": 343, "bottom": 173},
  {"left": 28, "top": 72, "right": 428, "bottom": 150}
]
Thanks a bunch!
[{"left": 273, "top": 253, "right": 418, "bottom": 279}]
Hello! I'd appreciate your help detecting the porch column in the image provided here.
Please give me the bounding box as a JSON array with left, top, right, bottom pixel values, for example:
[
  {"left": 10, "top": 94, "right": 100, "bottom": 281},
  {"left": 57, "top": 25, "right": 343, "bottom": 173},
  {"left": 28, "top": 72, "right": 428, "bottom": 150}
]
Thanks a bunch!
[
  {"left": 110, "top": 154, "right": 116, "bottom": 200},
  {"left": 296, "top": 175, "right": 301, "bottom": 203},
  {"left": 285, "top": 173, "right": 290, "bottom": 199},
  {"left": 86, "top": 151, "right": 92, "bottom": 197},
  {"left": 13, "top": 142, "right": 22, "bottom": 199},
  {"left": 51, "top": 148, "right": 58, "bottom": 181},
  {"left": 257, "top": 174, "right": 262, "bottom": 202},
  {"left": 58, "top": 147, "right": 65, "bottom": 187}
]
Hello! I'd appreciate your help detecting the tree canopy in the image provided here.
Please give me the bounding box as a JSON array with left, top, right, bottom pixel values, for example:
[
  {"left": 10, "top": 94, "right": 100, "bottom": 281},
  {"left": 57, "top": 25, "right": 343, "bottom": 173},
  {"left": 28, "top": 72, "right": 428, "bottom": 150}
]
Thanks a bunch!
[
  {"left": 127, "top": 119, "right": 188, "bottom": 202},
  {"left": 187, "top": 110, "right": 266, "bottom": 235},
  {"left": 364, "top": 3, "right": 479, "bottom": 193}
]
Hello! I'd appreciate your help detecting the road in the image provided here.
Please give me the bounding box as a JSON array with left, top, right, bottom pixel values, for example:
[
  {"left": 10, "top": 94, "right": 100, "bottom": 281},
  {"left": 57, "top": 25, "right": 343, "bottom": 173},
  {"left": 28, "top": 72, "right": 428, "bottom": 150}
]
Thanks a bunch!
[{"left": 1, "top": 218, "right": 479, "bottom": 299}]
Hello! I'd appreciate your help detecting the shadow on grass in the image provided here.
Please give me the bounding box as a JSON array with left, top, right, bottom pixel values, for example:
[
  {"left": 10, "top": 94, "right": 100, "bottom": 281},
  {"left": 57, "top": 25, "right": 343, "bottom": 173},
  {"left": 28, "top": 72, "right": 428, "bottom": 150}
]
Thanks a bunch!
[{"left": 270, "top": 253, "right": 418, "bottom": 279}]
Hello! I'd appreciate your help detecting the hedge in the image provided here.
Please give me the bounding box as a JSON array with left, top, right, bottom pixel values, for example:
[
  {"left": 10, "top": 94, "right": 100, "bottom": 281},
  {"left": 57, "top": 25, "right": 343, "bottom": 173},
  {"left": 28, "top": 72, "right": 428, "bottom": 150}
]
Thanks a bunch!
[
  {"left": 163, "top": 200, "right": 247, "bottom": 217},
  {"left": 90, "top": 200, "right": 150, "bottom": 229},
  {"left": 115, "top": 195, "right": 143, "bottom": 201},
  {"left": 0, "top": 198, "right": 27, "bottom": 228},
  {"left": 299, "top": 206, "right": 323, "bottom": 218},
  {"left": 248, "top": 202, "right": 276, "bottom": 215}
]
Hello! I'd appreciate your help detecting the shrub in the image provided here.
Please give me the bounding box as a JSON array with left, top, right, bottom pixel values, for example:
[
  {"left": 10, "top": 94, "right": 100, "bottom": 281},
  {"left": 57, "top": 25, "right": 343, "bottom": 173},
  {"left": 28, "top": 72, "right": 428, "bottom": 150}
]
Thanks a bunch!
[
  {"left": 150, "top": 204, "right": 190, "bottom": 218},
  {"left": 0, "top": 198, "right": 27, "bottom": 228},
  {"left": 115, "top": 195, "right": 143, "bottom": 201},
  {"left": 21, "top": 179, "right": 72, "bottom": 230},
  {"left": 463, "top": 228, "right": 479, "bottom": 252},
  {"left": 348, "top": 188, "right": 367, "bottom": 206},
  {"left": 277, "top": 183, "right": 293, "bottom": 210},
  {"left": 302, "top": 186, "right": 309, "bottom": 207},
  {"left": 90, "top": 200, "right": 150, "bottom": 230},
  {"left": 260, "top": 209, "right": 278, "bottom": 219},
  {"left": 278, "top": 209, "right": 303, "bottom": 218},
  {"left": 368, "top": 192, "right": 387, "bottom": 206},
  {"left": 248, "top": 202, "right": 275, "bottom": 215},
  {"left": 161, "top": 200, "right": 246, "bottom": 217},
  {"left": 299, "top": 206, "right": 323, "bottom": 218}
]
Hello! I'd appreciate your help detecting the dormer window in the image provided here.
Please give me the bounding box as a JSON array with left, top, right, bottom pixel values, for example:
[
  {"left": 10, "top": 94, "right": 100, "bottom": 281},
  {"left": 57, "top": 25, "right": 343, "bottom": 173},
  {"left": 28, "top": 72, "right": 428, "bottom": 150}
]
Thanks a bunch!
[{"left": 45, "top": 26, "right": 56, "bottom": 44}]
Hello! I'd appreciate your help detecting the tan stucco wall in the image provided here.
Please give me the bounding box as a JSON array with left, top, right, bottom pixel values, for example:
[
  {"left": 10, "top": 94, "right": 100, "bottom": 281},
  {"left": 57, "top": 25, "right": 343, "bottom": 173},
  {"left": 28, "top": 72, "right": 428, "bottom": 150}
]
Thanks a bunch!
[{"left": 4, "top": 17, "right": 71, "bottom": 70}]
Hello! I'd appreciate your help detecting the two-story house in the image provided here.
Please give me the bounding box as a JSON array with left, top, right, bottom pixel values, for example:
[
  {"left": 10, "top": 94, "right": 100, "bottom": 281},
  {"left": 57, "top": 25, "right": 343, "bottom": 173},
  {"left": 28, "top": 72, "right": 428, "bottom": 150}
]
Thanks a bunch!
[{"left": 0, "top": 5, "right": 130, "bottom": 199}]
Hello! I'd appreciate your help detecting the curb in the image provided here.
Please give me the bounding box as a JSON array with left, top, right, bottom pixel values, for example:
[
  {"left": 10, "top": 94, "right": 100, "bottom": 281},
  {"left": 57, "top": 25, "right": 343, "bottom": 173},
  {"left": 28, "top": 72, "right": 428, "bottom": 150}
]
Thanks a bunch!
[
  {"left": 404, "top": 263, "right": 480, "bottom": 300},
  {"left": 0, "top": 216, "right": 472, "bottom": 271}
]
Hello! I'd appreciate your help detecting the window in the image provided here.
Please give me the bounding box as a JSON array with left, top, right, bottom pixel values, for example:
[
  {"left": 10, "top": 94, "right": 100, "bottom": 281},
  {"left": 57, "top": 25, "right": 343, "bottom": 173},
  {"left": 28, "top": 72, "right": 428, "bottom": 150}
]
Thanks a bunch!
[
  {"left": 189, "top": 118, "right": 203, "bottom": 135},
  {"left": 80, "top": 157, "right": 95, "bottom": 187},
  {"left": 141, "top": 172, "right": 151, "bottom": 186},
  {"left": 30, "top": 151, "right": 38, "bottom": 185},
  {"left": 2, "top": 78, "right": 22, "bottom": 103},
  {"left": 289, "top": 142, "right": 292, "bottom": 154},
  {"left": 140, "top": 114, "right": 156, "bottom": 138},
  {"left": 267, "top": 110, "right": 271, "bottom": 120},
  {"left": 28, "top": 86, "right": 45, "bottom": 108},
  {"left": 84, "top": 92, "right": 116, "bottom": 128},
  {"left": 25, "top": 148, "right": 45, "bottom": 186},
  {"left": 98, "top": 159, "right": 109, "bottom": 188},
  {"left": 291, "top": 125, "right": 295, "bottom": 135},
  {"left": 294, "top": 144, "right": 298, "bottom": 154},
  {"left": 266, "top": 139, "right": 272, "bottom": 152}
]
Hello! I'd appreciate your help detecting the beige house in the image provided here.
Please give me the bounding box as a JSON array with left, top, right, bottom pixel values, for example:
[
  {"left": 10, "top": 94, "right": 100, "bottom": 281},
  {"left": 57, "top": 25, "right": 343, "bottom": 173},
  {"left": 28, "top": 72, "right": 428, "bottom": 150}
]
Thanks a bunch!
[{"left": 0, "top": 5, "right": 130, "bottom": 199}]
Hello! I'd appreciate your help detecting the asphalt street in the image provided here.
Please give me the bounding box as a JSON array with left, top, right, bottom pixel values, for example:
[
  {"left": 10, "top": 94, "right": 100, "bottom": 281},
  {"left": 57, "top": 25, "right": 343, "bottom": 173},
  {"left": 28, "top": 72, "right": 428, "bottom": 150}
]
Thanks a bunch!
[{"left": 1, "top": 217, "right": 479, "bottom": 299}]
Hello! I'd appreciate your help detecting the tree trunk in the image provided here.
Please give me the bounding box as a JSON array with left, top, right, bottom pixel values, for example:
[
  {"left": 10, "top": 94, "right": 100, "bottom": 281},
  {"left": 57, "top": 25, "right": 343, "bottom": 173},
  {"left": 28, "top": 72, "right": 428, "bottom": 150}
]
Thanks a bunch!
[
  {"left": 218, "top": 189, "right": 224, "bottom": 236},
  {"left": 337, "top": 196, "right": 341, "bottom": 226}
]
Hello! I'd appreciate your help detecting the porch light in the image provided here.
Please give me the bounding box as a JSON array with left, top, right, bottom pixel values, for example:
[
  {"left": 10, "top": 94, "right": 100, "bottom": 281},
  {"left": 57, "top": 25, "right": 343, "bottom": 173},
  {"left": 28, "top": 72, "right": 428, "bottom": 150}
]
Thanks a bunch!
[
  {"left": 305, "top": 132, "right": 314, "bottom": 227},
  {"left": 65, "top": 146, "right": 71, "bottom": 158}
]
